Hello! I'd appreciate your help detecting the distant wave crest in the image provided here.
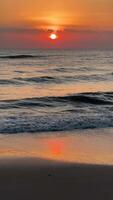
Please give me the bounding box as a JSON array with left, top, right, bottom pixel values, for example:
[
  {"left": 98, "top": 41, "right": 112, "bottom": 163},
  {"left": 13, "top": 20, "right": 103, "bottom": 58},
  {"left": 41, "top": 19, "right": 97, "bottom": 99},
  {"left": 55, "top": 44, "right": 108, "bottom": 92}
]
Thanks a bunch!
[
  {"left": 0, "top": 54, "right": 45, "bottom": 59},
  {"left": 15, "top": 76, "right": 60, "bottom": 83}
]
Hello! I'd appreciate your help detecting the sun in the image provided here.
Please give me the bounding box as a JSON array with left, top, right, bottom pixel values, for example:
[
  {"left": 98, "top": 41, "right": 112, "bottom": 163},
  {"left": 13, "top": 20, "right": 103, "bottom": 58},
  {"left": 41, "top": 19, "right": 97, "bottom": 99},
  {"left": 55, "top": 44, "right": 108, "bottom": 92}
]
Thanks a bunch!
[{"left": 49, "top": 33, "right": 57, "bottom": 40}]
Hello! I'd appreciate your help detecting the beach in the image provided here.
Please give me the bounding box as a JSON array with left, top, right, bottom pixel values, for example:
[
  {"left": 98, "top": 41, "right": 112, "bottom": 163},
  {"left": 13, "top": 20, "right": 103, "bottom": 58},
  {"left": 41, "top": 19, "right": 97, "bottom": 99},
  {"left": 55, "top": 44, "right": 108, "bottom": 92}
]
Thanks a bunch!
[
  {"left": 0, "top": 128, "right": 113, "bottom": 199},
  {"left": 1, "top": 157, "right": 113, "bottom": 200}
]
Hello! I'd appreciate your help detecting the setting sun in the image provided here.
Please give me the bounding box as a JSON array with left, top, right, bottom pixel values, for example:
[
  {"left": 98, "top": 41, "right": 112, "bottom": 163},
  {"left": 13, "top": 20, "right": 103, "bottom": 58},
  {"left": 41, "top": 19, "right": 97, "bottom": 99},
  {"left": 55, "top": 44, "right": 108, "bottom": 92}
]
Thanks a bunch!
[{"left": 50, "top": 33, "right": 57, "bottom": 40}]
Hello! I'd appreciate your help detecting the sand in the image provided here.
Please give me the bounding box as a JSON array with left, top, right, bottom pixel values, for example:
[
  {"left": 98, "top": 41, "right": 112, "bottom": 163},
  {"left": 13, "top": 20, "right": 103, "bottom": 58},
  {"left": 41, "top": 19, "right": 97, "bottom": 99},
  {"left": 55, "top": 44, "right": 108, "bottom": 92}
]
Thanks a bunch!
[
  {"left": 0, "top": 157, "right": 113, "bottom": 200},
  {"left": 0, "top": 129, "right": 113, "bottom": 200}
]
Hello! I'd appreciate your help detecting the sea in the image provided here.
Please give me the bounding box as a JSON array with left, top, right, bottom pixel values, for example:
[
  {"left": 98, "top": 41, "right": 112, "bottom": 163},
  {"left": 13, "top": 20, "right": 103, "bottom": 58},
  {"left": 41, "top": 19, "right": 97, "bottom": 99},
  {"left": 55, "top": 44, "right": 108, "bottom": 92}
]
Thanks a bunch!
[
  {"left": 0, "top": 49, "right": 113, "bottom": 134},
  {"left": 1, "top": 49, "right": 113, "bottom": 164}
]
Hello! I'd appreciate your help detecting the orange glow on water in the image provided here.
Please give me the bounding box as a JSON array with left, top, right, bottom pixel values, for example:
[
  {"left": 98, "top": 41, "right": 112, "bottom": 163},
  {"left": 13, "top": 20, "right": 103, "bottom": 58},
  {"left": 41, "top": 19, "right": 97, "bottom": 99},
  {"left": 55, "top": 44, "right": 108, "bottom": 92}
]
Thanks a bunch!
[
  {"left": 47, "top": 139, "right": 64, "bottom": 156},
  {"left": 1, "top": 129, "right": 113, "bottom": 165}
]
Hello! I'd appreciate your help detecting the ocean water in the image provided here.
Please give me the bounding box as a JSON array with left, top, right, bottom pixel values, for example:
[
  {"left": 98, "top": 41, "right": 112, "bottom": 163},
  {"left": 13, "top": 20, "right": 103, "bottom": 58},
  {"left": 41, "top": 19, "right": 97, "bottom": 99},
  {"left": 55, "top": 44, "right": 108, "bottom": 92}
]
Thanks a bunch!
[{"left": 0, "top": 49, "right": 113, "bottom": 134}]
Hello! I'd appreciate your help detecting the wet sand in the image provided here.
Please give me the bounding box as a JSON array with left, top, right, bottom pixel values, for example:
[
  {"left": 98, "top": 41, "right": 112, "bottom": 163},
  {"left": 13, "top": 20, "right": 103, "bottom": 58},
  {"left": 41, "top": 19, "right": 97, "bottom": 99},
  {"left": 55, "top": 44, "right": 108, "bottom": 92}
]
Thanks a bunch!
[
  {"left": 0, "top": 157, "right": 113, "bottom": 200},
  {"left": 0, "top": 129, "right": 113, "bottom": 199}
]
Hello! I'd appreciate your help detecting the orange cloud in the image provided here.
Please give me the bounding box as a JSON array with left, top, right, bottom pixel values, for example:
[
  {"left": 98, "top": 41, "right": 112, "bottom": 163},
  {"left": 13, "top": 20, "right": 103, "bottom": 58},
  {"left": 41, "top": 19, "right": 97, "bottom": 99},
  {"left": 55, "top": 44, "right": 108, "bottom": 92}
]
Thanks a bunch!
[{"left": 0, "top": 0, "right": 113, "bottom": 48}]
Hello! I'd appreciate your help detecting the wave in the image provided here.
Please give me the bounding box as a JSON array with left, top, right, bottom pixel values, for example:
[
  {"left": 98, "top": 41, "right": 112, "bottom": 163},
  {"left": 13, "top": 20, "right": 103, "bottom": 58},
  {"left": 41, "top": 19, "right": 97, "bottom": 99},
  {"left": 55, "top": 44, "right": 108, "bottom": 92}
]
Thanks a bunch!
[
  {"left": 0, "top": 79, "right": 16, "bottom": 85},
  {"left": 0, "top": 54, "right": 45, "bottom": 59},
  {"left": 0, "top": 91, "right": 113, "bottom": 133},
  {"left": 1, "top": 73, "right": 113, "bottom": 86},
  {"left": 15, "top": 76, "right": 60, "bottom": 84},
  {"left": 10, "top": 72, "right": 113, "bottom": 86},
  {"left": 0, "top": 54, "right": 61, "bottom": 59},
  {"left": 0, "top": 110, "right": 113, "bottom": 133},
  {"left": 0, "top": 92, "right": 113, "bottom": 109},
  {"left": 60, "top": 94, "right": 113, "bottom": 105}
]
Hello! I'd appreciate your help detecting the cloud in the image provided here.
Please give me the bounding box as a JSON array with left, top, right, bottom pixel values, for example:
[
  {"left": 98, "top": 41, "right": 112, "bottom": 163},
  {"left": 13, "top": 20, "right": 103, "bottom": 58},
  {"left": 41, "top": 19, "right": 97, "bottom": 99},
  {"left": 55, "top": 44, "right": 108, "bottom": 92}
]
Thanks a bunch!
[
  {"left": 0, "top": 27, "right": 42, "bottom": 34},
  {"left": 0, "top": 21, "right": 113, "bottom": 49}
]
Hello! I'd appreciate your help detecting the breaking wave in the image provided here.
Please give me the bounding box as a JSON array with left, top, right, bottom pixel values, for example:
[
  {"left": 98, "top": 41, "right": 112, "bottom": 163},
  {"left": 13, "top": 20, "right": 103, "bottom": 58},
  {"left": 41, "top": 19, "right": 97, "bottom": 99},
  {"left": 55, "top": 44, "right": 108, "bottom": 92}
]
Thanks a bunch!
[{"left": 0, "top": 92, "right": 113, "bottom": 133}]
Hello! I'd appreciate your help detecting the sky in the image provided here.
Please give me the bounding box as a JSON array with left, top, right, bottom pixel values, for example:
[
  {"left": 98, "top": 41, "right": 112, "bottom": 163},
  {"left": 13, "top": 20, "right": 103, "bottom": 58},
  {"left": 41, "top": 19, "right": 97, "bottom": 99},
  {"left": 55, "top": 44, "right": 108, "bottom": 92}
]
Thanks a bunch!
[{"left": 0, "top": 0, "right": 113, "bottom": 49}]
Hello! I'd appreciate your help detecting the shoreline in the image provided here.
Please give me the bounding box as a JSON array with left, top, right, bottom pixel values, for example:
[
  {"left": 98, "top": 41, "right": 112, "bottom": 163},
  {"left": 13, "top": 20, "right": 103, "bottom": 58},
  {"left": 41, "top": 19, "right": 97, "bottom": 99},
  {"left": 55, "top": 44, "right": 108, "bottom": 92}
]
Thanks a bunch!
[
  {"left": 0, "top": 128, "right": 113, "bottom": 165},
  {"left": 1, "top": 129, "right": 113, "bottom": 199},
  {"left": 0, "top": 157, "right": 113, "bottom": 199}
]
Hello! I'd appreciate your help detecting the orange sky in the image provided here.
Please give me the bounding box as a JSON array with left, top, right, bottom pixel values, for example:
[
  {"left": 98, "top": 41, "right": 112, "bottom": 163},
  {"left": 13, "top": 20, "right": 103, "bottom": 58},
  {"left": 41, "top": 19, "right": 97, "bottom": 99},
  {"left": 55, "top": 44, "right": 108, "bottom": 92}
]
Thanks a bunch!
[{"left": 0, "top": 0, "right": 113, "bottom": 48}]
